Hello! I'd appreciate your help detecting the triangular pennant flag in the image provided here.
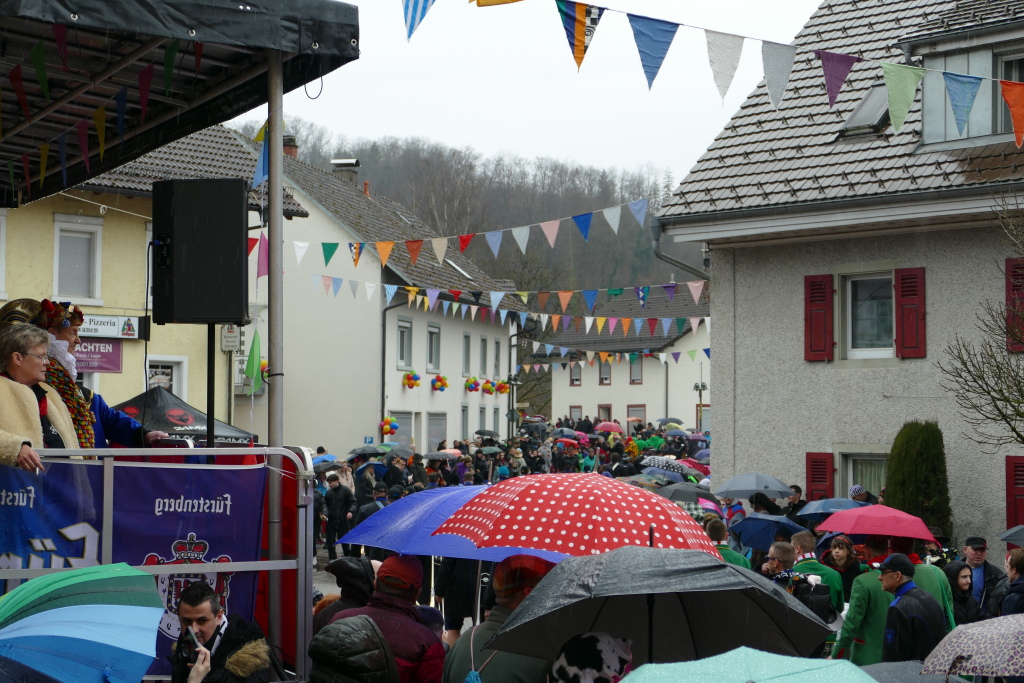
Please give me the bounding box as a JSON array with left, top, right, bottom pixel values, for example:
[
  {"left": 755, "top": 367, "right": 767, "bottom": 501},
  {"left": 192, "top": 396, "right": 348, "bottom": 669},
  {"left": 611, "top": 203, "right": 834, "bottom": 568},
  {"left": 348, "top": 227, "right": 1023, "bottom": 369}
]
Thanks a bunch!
[
  {"left": 705, "top": 317, "right": 711, "bottom": 335},
  {"left": 628, "top": 198, "right": 649, "bottom": 226},
  {"left": 244, "top": 330, "right": 262, "bottom": 395},
  {"left": 542, "top": 343, "right": 552, "bottom": 355},
  {"left": 691, "top": 317, "right": 701, "bottom": 333},
  {"left": 761, "top": 41, "right": 797, "bottom": 108},
  {"left": 138, "top": 63, "right": 154, "bottom": 121},
  {"left": 322, "top": 242, "right": 339, "bottom": 266},
  {"left": 687, "top": 350, "right": 698, "bottom": 362},
  {"left": 431, "top": 237, "right": 448, "bottom": 264},
  {"left": 599, "top": 352, "right": 609, "bottom": 363},
  {"left": 596, "top": 317, "right": 606, "bottom": 333},
  {"left": 562, "top": 315, "right": 572, "bottom": 331},
  {"left": 194, "top": 42, "right": 204, "bottom": 72},
  {"left": 622, "top": 318, "right": 632, "bottom": 336},
  {"left": 499, "top": 309, "right": 509, "bottom": 325},
  {"left": 634, "top": 319, "right": 644, "bottom": 336},
  {"left": 92, "top": 106, "right": 106, "bottom": 160},
  {"left": 583, "top": 290, "right": 598, "bottom": 312},
  {"left": 814, "top": 50, "right": 863, "bottom": 108},
  {"left": 470, "top": 292, "right": 483, "bottom": 304},
  {"left": 75, "top": 119, "right": 90, "bottom": 172},
  {"left": 1001, "top": 81, "right": 1024, "bottom": 148},
  {"left": 704, "top": 348, "right": 711, "bottom": 359},
  {"left": 489, "top": 291, "right": 504, "bottom": 310},
  {"left": 540, "top": 313, "right": 550, "bottom": 330},
  {"left": 426, "top": 289, "right": 441, "bottom": 310},
  {"left": 943, "top": 72, "right": 983, "bottom": 137},
  {"left": 21, "top": 154, "right": 30, "bottom": 198},
  {"left": 608, "top": 317, "right": 619, "bottom": 334},
  {"left": 115, "top": 86, "right": 127, "bottom": 144},
  {"left": 458, "top": 233, "right": 475, "bottom": 252},
  {"left": 7, "top": 65, "right": 30, "bottom": 120},
  {"left": 628, "top": 14, "right": 679, "bottom": 89},
  {"left": 550, "top": 314, "right": 561, "bottom": 330},
  {"left": 421, "top": 295, "right": 429, "bottom": 311},
  {"left": 52, "top": 24, "right": 69, "bottom": 72},
  {"left": 321, "top": 275, "right": 333, "bottom": 296},
  {"left": 662, "top": 283, "right": 677, "bottom": 301},
  {"left": 29, "top": 41, "right": 49, "bottom": 101},
  {"left": 365, "top": 282, "right": 377, "bottom": 301},
  {"left": 607, "top": 288, "right": 623, "bottom": 299},
  {"left": 688, "top": 280, "right": 705, "bottom": 304},
  {"left": 164, "top": 40, "right": 179, "bottom": 96},
  {"left": 881, "top": 62, "right": 925, "bottom": 133},
  {"left": 257, "top": 232, "right": 269, "bottom": 278},
  {"left": 385, "top": 284, "right": 399, "bottom": 305},
  {"left": 293, "top": 241, "right": 310, "bottom": 264},
  {"left": 535, "top": 363, "right": 543, "bottom": 373},
  {"left": 309, "top": 273, "right": 320, "bottom": 293},
  {"left": 558, "top": 291, "right": 574, "bottom": 312},
  {"left": 485, "top": 231, "right": 502, "bottom": 257},
  {"left": 443, "top": 301, "right": 451, "bottom": 315},
  {"left": 405, "top": 239, "right": 423, "bottom": 266},
  {"left": 404, "top": 0, "right": 438, "bottom": 39},
  {"left": 603, "top": 206, "right": 621, "bottom": 234},
  {"left": 533, "top": 341, "right": 542, "bottom": 353},
  {"left": 470, "top": 305, "right": 479, "bottom": 321},
  {"left": 57, "top": 132, "right": 67, "bottom": 185},
  {"left": 644, "top": 317, "right": 656, "bottom": 336},
  {"left": 460, "top": 303, "right": 467, "bottom": 319},
  {"left": 706, "top": 30, "right": 744, "bottom": 100},
  {"left": 572, "top": 212, "right": 593, "bottom": 241},
  {"left": 518, "top": 312, "right": 528, "bottom": 327},
  {"left": 584, "top": 317, "right": 594, "bottom": 333},
  {"left": 559, "top": 347, "right": 569, "bottom": 357},
  {"left": 406, "top": 287, "right": 421, "bottom": 299},
  {"left": 586, "top": 351, "right": 595, "bottom": 363},
  {"left": 376, "top": 241, "right": 395, "bottom": 267},
  {"left": 516, "top": 292, "right": 529, "bottom": 305},
  {"left": 348, "top": 242, "right": 364, "bottom": 267},
  {"left": 349, "top": 279, "right": 360, "bottom": 297},
  {"left": 540, "top": 220, "right": 560, "bottom": 248},
  {"left": 38, "top": 142, "right": 49, "bottom": 188},
  {"left": 555, "top": 1, "right": 605, "bottom": 69},
  {"left": 537, "top": 291, "right": 551, "bottom": 310},
  {"left": 331, "top": 277, "right": 343, "bottom": 296},
  {"left": 661, "top": 318, "right": 672, "bottom": 336},
  {"left": 511, "top": 226, "right": 530, "bottom": 254},
  {"left": 247, "top": 237, "right": 259, "bottom": 255},
  {"left": 635, "top": 286, "right": 649, "bottom": 308},
  {"left": 671, "top": 352, "right": 681, "bottom": 363},
  {"left": 659, "top": 353, "right": 667, "bottom": 364}
]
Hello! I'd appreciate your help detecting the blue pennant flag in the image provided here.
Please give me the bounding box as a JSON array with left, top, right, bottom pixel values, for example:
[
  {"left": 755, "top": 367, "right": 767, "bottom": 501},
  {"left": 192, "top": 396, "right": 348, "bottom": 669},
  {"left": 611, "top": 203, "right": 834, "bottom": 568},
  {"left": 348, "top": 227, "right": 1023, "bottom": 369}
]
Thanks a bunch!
[
  {"left": 384, "top": 284, "right": 398, "bottom": 305},
  {"left": 704, "top": 347, "right": 711, "bottom": 359},
  {"left": 573, "top": 212, "right": 593, "bottom": 241},
  {"left": 332, "top": 277, "right": 343, "bottom": 297},
  {"left": 628, "top": 14, "right": 679, "bottom": 89},
  {"left": 499, "top": 309, "right": 508, "bottom": 325},
  {"left": 404, "top": 0, "right": 438, "bottom": 40},
  {"left": 442, "top": 300, "right": 450, "bottom": 315},
  {"left": 57, "top": 133, "right": 67, "bottom": 185},
  {"left": 485, "top": 231, "right": 502, "bottom": 258},
  {"left": 943, "top": 71, "right": 983, "bottom": 137},
  {"left": 252, "top": 138, "right": 269, "bottom": 187},
  {"left": 635, "top": 286, "right": 649, "bottom": 308},
  {"left": 115, "top": 87, "right": 127, "bottom": 144},
  {"left": 628, "top": 198, "right": 649, "bottom": 226},
  {"left": 583, "top": 290, "right": 598, "bottom": 312},
  {"left": 519, "top": 312, "right": 528, "bottom": 327}
]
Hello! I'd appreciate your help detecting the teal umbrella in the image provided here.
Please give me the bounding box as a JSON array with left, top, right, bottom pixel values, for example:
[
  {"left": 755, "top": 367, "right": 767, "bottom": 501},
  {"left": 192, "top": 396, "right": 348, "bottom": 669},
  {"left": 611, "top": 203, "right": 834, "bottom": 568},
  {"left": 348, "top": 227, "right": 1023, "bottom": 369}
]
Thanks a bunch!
[{"left": 620, "top": 646, "right": 876, "bottom": 683}]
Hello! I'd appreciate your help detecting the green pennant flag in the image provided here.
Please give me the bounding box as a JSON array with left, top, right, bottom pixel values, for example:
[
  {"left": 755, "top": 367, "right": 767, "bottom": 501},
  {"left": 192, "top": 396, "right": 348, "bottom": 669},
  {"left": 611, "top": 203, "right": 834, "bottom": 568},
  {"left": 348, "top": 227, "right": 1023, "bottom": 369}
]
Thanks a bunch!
[
  {"left": 164, "top": 39, "right": 180, "bottom": 96},
  {"left": 29, "top": 42, "right": 49, "bottom": 100},
  {"left": 687, "top": 349, "right": 697, "bottom": 362},
  {"left": 322, "top": 242, "right": 340, "bottom": 266},
  {"left": 881, "top": 62, "right": 925, "bottom": 133},
  {"left": 244, "top": 330, "right": 262, "bottom": 395},
  {"left": 676, "top": 317, "right": 687, "bottom": 335},
  {"left": 607, "top": 288, "right": 624, "bottom": 299}
]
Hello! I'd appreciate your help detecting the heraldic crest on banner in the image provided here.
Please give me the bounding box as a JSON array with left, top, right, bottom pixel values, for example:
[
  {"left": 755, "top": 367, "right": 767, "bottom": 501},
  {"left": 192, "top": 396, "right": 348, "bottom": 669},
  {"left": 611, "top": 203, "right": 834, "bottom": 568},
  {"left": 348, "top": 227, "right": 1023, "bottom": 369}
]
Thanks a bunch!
[{"left": 143, "top": 532, "right": 234, "bottom": 640}]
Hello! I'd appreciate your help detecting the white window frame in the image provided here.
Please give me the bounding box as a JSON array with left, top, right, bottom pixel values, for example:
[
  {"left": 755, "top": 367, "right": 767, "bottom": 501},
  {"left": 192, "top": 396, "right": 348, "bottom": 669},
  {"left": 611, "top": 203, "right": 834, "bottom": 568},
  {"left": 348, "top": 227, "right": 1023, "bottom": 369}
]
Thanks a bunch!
[
  {"left": 0, "top": 208, "right": 8, "bottom": 300},
  {"left": 599, "top": 362, "right": 611, "bottom": 385},
  {"left": 843, "top": 272, "right": 894, "bottom": 360},
  {"left": 629, "top": 356, "right": 643, "bottom": 384},
  {"left": 570, "top": 363, "right": 582, "bottom": 386},
  {"left": 493, "top": 407, "right": 500, "bottom": 434},
  {"left": 397, "top": 318, "right": 413, "bottom": 370},
  {"left": 147, "top": 354, "right": 188, "bottom": 400},
  {"left": 426, "top": 324, "right": 441, "bottom": 373},
  {"left": 478, "top": 405, "right": 486, "bottom": 432},
  {"left": 462, "top": 333, "right": 471, "bottom": 376},
  {"left": 53, "top": 213, "right": 104, "bottom": 305},
  {"left": 626, "top": 404, "right": 646, "bottom": 425},
  {"left": 461, "top": 404, "right": 469, "bottom": 440},
  {"left": 494, "top": 339, "right": 501, "bottom": 379},
  {"left": 569, "top": 405, "right": 583, "bottom": 421},
  {"left": 479, "top": 336, "right": 488, "bottom": 377}
]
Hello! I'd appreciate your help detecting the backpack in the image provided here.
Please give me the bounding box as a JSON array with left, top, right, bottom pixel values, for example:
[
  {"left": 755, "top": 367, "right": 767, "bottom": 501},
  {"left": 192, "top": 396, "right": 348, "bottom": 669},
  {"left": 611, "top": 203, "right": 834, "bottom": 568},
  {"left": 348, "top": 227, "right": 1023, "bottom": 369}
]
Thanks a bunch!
[{"left": 790, "top": 578, "right": 838, "bottom": 625}]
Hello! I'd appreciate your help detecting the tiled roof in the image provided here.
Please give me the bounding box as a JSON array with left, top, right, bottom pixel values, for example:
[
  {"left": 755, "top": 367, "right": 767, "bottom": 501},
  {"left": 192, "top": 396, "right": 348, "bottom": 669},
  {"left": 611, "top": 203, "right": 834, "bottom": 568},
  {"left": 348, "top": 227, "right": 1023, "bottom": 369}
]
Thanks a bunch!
[
  {"left": 658, "top": 0, "right": 1024, "bottom": 223},
  {"left": 527, "top": 291, "right": 710, "bottom": 355},
  {"left": 82, "top": 126, "right": 308, "bottom": 217},
  {"left": 906, "top": 0, "right": 1024, "bottom": 39}
]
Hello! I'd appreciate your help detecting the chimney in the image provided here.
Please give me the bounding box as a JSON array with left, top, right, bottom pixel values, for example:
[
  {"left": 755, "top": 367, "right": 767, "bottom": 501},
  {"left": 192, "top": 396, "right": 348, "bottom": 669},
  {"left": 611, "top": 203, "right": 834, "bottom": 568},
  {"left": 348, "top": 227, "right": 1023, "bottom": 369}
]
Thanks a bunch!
[
  {"left": 363, "top": 180, "right": 370, "bottom": 196},
  {"left": 283, "top": 135, "right": 298, "bottom": 159},
  {"left": 330, "top": 158, "right": 360, "bottom": 183}
]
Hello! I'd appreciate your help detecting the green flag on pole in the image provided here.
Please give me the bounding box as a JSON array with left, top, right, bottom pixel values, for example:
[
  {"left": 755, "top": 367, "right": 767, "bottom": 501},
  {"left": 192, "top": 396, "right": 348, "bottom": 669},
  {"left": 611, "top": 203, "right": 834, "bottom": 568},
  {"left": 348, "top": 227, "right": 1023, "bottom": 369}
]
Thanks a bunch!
[{"left": 244, "top": 330, "right": 262, "bottom": 395}]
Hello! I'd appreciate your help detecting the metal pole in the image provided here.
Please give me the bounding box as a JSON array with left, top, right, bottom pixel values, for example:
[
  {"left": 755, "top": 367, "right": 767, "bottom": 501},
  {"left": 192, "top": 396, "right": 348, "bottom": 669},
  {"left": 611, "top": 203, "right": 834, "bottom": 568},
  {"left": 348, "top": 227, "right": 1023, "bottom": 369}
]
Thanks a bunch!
[
  {"left": 207, "top": 324, "right": 215, "bottom": 451},
  {"left": 266, "top": 49, "right": 284, "bottom": 651}
]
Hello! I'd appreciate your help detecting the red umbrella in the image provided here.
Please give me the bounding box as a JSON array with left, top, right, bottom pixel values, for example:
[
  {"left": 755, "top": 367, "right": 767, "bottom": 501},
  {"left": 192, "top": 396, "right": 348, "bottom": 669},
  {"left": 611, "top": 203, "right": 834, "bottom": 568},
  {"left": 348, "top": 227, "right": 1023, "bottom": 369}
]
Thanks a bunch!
[
  {"left": 555, "top": 438, "right": 578, "bottom": 447},
  {"left": 594, "top": 421, "right": 623, "bottom": 433},
  {"left": 816, "top": 504, "right": 938, "bottom": 543},
  {"left": 433, "top": 473, "right": 722, "bottom": 558},
  {"left": 680, "top": 458, "right": 711, "bottom": 476}
]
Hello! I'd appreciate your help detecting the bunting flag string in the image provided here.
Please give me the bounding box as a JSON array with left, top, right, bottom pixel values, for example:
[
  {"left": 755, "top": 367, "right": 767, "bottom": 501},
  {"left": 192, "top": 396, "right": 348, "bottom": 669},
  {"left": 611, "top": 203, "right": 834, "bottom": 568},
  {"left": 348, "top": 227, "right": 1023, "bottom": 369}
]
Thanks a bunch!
[
  {"left": 556, "top": 1, "right": 606, "bottom": 69},
  {"left": 627, "top": 14, "right": 678, "bottom": 89},
  {"left": 706, "top": 30, "right": 744, "bottom": 101}
]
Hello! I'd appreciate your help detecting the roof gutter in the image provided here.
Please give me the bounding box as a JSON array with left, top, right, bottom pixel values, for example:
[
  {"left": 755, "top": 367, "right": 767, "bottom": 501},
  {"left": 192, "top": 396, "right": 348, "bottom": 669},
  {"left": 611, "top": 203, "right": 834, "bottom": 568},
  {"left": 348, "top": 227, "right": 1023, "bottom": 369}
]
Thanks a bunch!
[{"left": 650, "top": 215, "right": 710, "bottom": 282}]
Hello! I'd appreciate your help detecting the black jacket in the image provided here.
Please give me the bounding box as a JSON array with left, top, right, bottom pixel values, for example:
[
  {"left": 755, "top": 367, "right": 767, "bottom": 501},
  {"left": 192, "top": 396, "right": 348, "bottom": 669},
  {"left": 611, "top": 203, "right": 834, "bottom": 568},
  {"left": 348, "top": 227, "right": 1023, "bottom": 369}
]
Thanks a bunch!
[
  {"left": 944, "top": 560, "right": 984, "bottom": 626},
  {"left": 171, "top": 614, "right": 274, "bottom": 683},
  {"left": 309, "top": 614, "right": 400, "bottom": 683},
  {"left": 1001, "top": 576, "right": 1024, "bottom": 616},
  {"left": 323, "top": 484, "right": 357, "bottom": 523},
  {"left": 882, "top": 584, "right": 947, "bottom": 663},
  {"left": 977, "top": 560, "right": 1009, "bottom": 616}
]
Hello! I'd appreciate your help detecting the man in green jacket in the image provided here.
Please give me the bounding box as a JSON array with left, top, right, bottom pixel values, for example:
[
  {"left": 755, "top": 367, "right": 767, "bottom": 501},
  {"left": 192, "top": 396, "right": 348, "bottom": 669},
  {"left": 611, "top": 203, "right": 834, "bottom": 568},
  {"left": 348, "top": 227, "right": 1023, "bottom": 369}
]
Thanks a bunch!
[
  {"left": 442, "top": 555, "right": 556, "bottom": 683},
  {"left": 707, "top": 519, "right": 750, "bottom": 569},
  {"left": 833, "top": 536, "right": 890, "bottom": 666},
  {"left": 792, "top": 531, "right": 844, "bottom": 614}
]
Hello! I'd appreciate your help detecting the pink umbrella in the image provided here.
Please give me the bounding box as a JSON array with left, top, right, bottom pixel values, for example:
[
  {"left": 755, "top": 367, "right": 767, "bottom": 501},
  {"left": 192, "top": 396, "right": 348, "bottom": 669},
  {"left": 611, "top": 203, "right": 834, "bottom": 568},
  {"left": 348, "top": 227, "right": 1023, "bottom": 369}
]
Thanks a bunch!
[
  {"left": 816, "top": 504, "right": 938, "bottom": 543},
  {"left": 433, "top": 473, "right": 722, "bottom": 558},
  {"left": 681, "top": 458, "right": 711, "bottom": 476},
  {"left": 440, "top": 448, "right": 463, "bottom": 455},
  {"left": 594, "top": 421, "right": 623, "bottom": 433}
]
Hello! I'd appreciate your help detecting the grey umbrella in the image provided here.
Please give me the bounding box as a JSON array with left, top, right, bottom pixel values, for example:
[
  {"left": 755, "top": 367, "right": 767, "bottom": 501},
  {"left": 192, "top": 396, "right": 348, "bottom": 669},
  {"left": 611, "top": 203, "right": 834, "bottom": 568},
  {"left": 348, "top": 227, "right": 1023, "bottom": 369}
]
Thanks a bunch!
[
  {"left": 999, "top": 524, "right": 1024, "bottom": 546},
  {"left": 861, "top": 661, "right": 970, "bottom": 683},
  {"left": 653, "top": 482, "right": 720, "bottom": 506},
  {"left": 551, "top": 427, "right": 578, "bottom": 439},
  {"left": 475, "top": 429, "right": 500, "bottom": 438},
  {"left": 485, "top": 546, "right": 829, "bottom": 665},
  {"left": 389, "top": 446, "right": 415, "bottom": 459},
  {"left": 714, "top": 472, "right": 793, "bottom": 499},
  {"left": 348, "top": 445, "right": 386, "bottom": 457}
]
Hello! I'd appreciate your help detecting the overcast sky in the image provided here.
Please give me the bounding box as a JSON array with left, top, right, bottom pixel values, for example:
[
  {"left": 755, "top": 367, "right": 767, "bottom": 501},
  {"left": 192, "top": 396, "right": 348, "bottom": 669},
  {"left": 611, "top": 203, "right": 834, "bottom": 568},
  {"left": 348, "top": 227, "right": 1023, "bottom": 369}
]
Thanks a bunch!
[{"left": 232, "top": 0, "right": 821, "bottom": 181}]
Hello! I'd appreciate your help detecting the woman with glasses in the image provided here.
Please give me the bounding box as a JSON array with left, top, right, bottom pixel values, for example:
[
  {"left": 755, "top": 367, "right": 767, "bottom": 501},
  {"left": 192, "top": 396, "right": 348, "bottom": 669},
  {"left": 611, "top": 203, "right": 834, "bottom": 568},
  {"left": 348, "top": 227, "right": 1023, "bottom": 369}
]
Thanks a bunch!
[{"left": 0, "top": 323, "right": 78, "bottom": 471}]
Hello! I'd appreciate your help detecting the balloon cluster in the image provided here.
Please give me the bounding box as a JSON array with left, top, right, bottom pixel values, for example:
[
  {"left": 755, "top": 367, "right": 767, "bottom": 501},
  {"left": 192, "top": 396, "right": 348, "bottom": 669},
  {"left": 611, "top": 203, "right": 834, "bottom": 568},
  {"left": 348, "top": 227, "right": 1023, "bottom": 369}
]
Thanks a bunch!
[
  {"left": 431, "top": 375, "right": 449, "bottom": 392},
  {"left": 259, "top": 358, "right": 269, "bottom": 382},
  {"left": 496, "top": 381, "right": 510, "bottom": 395},
  {"left": 380, "top": 417, "right": 399, "bottom": 435},
  {"left": 465, "top": 377, "right": 481, "bottom": 392},
  {"left": 482, "top": 379, "right": 497, "bottom": 395},
  {"left": 403, "top": 371, "right": 421, "bottom": 389}
]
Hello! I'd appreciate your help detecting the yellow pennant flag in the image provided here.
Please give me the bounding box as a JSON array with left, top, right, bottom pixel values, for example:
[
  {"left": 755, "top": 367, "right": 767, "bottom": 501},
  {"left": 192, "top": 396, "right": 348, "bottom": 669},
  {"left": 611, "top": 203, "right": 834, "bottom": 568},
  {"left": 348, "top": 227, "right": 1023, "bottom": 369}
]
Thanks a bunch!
[
  {"left": 376, "top": 241, "right": 395, "bottom": 267},
  {"left": 596, "top": 317, "right": 606, "bottom": 334},
  {"left": 254, "top": 120, "right": 268, "bottom": 142},
  {"left": 476, "top": 0, "right": 524, "bottom": 5},
  {"left": 93, "top": 106, "right": 106, "bottom": 160},
  {"left": 39, "top": 142, "right": 49, "bottom": 187},
  {"left": 517, "top": 291, "right": 529, "bottom": 305}
]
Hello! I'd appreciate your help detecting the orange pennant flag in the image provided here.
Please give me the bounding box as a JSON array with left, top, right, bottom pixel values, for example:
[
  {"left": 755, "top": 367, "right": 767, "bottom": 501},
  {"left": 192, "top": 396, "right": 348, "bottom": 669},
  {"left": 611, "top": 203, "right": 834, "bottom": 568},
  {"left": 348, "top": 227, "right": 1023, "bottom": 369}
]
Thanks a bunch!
[
  {"left": 376, "top": 241, "right": 395, "bottom": 267},
  {"left": 622, "top": 318, "right": 632, "bottom": 336},
  {"left": 537, "top": 291, "right": 550, "bottom": 311},
  {"left": 599, "top": 352, "right": 609, "bottom": 363},
  {"left": 1001, "top": 80, "right": 1024, "bottom": 147},
  {"left": 406, "top": 240, "right": 423, "bottom": 265},
  {"left": 551, "top": 314, "right": 562, "bottom": 330},
  {"left": 558, "top": 291, "right": 574, "bottom": 312}
]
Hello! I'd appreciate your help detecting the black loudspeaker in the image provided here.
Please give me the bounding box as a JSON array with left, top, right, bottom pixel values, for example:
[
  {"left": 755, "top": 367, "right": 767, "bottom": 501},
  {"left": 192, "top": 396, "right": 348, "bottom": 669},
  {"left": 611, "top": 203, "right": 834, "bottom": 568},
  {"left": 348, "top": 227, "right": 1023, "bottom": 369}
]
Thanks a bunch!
[{"left": 152, "top": 179, "right": 249, "bottom": 325}]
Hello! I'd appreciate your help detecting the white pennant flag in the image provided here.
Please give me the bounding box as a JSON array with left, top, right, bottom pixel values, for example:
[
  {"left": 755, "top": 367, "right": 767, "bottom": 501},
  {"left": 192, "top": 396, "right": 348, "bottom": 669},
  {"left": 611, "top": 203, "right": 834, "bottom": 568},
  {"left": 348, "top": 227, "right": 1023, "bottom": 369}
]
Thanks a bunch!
[
  {"left": 659, "top": 353, "right": 667, "bottom": 364},
  {"left": 762, "top": 41, "right": 797, "bottom": 108},
  {"left": 587, "top": 351, "right": 596, "bottom": 362},
  {"left": 539, "top": 313, "right": 549, "bottom": 331},
  {"left": 533, "top": 341, "right": 541, "bottom": 352},
  {"left": 294, "top": 241, "right": 310, "bottom": 265},
  {"left": 431, "top": 237, "right": 448, "bottom": 264},
  {"left": 688, "top": 280, "right": 705, "bottom": 304},
  {"left": 603, "top": 206, "right": 622, "bottom": 234},
  {"left": 585, "top": 317, "right": 594, "bottom": 334},
  {"left": 704, "top": 317, "right": 711, "bottom": 335},
  {"left": 349, "top": 279, "right": 359, "bottom": 297},
  {"left": 308, "top": 273, "right": 319, "bottom": 292},
  {"left": 470, "top": 305, "right": 478, "bottom": 321},
  {"left": 365, "top": 282, "right": 377, "bottom": 301},
  {"left": 691, "top": 317, "right": 701, "bottom": 333},
  {"left": 511, "top": 226, "right": 531, "bottom": 254},
  {"left": 706, "top": 30, "right": 744, "bottom": 100}
]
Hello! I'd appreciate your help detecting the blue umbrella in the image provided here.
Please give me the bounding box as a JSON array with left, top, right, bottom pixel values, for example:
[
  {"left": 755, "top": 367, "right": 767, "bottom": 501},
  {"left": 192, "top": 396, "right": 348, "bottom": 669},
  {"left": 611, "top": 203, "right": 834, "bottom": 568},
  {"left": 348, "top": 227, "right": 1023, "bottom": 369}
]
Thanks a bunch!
[
  {"left": 666, "top": 429, "right": 686, "bottom": 437},
  {"left": 312, "top": 453, "right": 337, "bottom": 465},
  {"left": 355, "top": 461, "right": 388, "bottom": 478},
  {"left": 816, "top": 531, "right": 867, "bottom": 554},
  {"left": 797, "top": 497, "right": 870, "bottom": 522},
  {"left": 340, "top": 486, "right": 566, "bottom": 562},
  {"left": 695, "top": 448, "right": 710, "bottom": 460},
  {"left": 731, "top": 512, "right": 807, "bottom": 551},
  {"left": 641, "top": 466, "right": 685, "bottom": 483}
]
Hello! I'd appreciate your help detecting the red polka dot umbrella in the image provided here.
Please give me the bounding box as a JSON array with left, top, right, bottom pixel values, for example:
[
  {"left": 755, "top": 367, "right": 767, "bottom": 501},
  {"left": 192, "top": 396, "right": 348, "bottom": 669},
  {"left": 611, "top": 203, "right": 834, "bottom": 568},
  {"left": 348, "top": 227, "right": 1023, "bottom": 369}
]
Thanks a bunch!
[{"left": 432, "top": 473, "right": 722, "bottom": 558}]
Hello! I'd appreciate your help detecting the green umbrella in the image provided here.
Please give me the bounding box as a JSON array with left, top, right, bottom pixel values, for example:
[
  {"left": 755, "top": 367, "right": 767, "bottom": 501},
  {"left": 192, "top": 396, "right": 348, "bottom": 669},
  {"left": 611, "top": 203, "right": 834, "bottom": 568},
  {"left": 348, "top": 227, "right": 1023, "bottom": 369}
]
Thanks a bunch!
[
  {"left": 481, "top": 446, "right": 502, "bottom": 455},
  {"left": 620, "top": 647, "right": 876, "bottom": 683}
]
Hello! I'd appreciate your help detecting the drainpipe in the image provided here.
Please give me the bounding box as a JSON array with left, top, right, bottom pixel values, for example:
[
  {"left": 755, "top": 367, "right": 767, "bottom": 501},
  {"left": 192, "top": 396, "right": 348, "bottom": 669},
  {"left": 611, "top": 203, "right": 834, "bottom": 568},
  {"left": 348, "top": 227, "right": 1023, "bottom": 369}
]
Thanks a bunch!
[
  {"left": 650, "top": 216, "right": 710, "bottom": 282},
  {"left": 380, "top": 295, "right": 409, "bottom": 436}
]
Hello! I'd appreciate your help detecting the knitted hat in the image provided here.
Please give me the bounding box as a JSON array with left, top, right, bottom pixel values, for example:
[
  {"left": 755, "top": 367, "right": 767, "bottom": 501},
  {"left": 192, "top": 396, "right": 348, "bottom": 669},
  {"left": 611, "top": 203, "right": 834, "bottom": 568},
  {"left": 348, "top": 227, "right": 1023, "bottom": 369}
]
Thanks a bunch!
[{"left": 849, "top": 484, "right": 865, "bottom": 497}]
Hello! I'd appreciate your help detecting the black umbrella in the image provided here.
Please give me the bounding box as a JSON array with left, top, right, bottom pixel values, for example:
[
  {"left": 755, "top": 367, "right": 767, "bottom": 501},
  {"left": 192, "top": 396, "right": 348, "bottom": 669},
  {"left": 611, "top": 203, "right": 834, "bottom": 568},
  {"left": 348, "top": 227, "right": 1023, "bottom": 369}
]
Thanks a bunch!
[
  {"left": 313, "top": 461, "right": 342, "bottom": 474},
  {"left": 423, "top": 451, "right": 462, "bottom": 461},
  {"left": 551, "top": 428, "right": 578, "bottom": 439},
  {"left": 486, "top": 546, "right": 829, "bottom": 665},
  {"left": 653, "top": 482, "right": 720, "bottom": 506},
  {"left": 999, "top": 525, "right": 1024, "bottom": 546},
  {"left": 475, "top": 429, "right": 500, "bottom": 438},
  {"left": 389, "top": 446, "right": 415, "bottom": 459},
  {"left": 348, "top": 445, "right": 386, "bottom": 457},
  {"left": 656, "top": 417, "right": 684, "bottom": 425}
]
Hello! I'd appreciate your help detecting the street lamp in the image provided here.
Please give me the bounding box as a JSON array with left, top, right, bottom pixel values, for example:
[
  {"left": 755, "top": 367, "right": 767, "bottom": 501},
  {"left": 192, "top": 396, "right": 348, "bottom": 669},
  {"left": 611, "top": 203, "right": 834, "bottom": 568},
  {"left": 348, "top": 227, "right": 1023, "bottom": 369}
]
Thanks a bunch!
[
  {"left": 506, "top": 372, "right": 524, "bottom": 444},
  {"left": 693, "top": 381, "right": 708, "bottom": 431}
]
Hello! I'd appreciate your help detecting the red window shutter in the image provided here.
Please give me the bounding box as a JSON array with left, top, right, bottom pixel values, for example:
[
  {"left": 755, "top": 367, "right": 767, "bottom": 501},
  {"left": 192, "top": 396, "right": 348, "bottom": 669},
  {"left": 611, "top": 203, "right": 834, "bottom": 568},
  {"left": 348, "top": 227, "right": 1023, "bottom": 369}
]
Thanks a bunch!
[
  {"left": 1007, "top": 457, "right": 1024, "bottom": 543},
  {"left": 806, "top": 452, "right": 834, "bottom": 501},
  {"left": 804, "top": 275, "right": 834, "bottom": 362},
  {"left": 894, "top": 267, "right": 926, "bottom": 359},
  {"left": 1006, "top": 258, "right": 1024, "bottom": 352}
]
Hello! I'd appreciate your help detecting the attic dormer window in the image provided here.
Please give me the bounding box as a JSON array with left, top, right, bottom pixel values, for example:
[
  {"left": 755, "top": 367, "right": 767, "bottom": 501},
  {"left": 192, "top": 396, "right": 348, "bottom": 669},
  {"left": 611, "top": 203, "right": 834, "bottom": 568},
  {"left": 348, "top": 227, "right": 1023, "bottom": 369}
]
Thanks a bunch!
[{"left": 838, "top": 81, "right": 890, "bottom": 137}]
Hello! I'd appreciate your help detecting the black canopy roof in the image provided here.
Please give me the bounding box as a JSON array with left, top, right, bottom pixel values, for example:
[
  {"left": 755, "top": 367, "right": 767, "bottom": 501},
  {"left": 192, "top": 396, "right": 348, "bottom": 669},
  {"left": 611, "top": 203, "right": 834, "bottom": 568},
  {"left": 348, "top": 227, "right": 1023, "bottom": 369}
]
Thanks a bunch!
[
  {"left": 0, "top": 0, "right": 359, "bottom": 207},
  {"left": 112, "top": 385, "right": 257, "bottom": 444}
]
